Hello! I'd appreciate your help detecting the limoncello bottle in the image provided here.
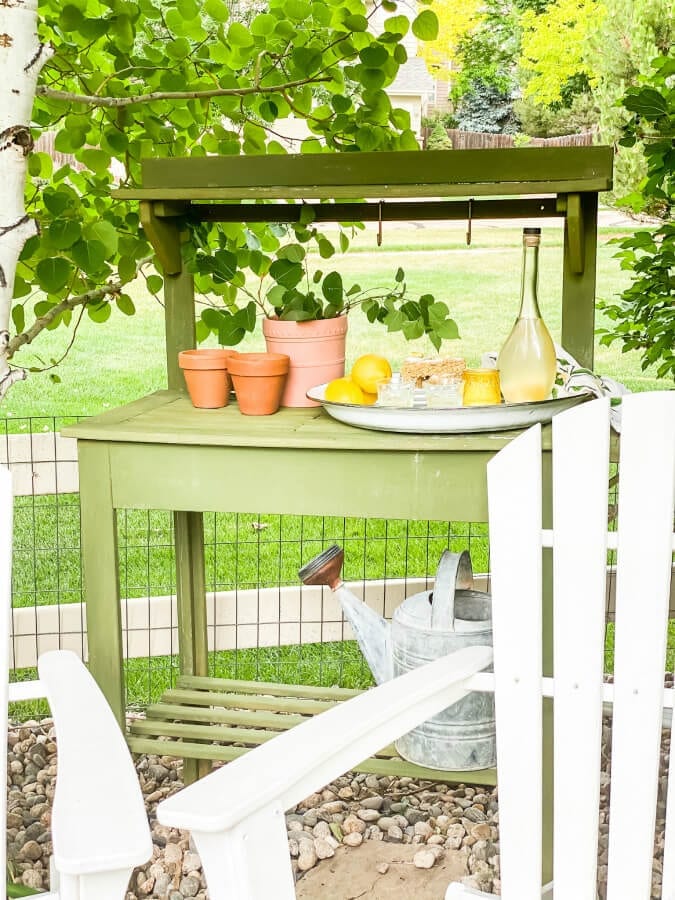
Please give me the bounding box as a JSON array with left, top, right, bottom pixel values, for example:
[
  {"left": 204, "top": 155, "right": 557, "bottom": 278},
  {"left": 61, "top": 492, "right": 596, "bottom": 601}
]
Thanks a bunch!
[{"left": 497, "top": 227, "right": 557, "bottom": 403}]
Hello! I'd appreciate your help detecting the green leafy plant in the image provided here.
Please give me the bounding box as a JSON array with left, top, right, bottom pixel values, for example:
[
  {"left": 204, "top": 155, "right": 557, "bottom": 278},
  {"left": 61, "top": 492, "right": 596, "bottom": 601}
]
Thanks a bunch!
[
  {"left": 598, "top": 56, "right": 674, "bottom": 380},
  {"left": 188, "top": 225, "right": 460, "bottom": 349}
]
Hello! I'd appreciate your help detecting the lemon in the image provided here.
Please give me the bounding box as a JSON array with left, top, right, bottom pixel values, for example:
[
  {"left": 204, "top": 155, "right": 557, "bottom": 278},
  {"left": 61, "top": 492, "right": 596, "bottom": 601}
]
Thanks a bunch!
[
  {"left": 362, "top": 392, "right": 377, "bottom": 406},
  {"left": 351, "top": 354, "right": 392, "bottom": 395},
  {"left": 325, "top": 377, "right": 365, "bottom": 404}
]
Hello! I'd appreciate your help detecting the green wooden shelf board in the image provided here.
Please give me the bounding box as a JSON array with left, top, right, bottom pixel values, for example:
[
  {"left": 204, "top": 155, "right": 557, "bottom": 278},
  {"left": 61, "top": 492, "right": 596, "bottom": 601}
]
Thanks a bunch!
[
  {"left": 61, "top": 390, "right": 552, "bottom": 452},
  {"left": 126, "top": 675, "right": 496, "bottom": 785}
]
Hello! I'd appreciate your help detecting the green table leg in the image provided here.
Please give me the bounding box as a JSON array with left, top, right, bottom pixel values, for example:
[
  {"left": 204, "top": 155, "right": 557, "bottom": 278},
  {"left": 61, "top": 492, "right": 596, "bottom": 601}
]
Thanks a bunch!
[
  {"left": 174, "top": 510, "right": 210, "bottom": 782},
  {"left": 78, "top": 442, "right": 125, "bottom": 727}
]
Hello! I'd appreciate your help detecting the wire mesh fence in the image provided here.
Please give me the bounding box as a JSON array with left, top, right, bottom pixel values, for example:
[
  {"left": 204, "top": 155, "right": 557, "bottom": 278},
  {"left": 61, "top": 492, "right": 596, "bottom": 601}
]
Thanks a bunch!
[{"left": 2, "top": 416, "right": 491, "bottom": 713}]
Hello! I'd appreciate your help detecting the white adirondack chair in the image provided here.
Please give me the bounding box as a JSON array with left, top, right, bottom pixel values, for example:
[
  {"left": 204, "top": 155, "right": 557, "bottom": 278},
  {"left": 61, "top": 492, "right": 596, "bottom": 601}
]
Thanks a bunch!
[
  {"left": 1, "top": 464, "right": 153, "bottom": 900},
  {"left": 157, "top": 390, "right": 675, "bottom": 900}
]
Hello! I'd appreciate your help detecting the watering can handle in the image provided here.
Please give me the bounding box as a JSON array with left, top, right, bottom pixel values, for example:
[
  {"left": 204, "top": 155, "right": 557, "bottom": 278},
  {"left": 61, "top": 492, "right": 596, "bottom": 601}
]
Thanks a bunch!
[{"left": 430, "top": 550, "right": 474, "bottom": 632}]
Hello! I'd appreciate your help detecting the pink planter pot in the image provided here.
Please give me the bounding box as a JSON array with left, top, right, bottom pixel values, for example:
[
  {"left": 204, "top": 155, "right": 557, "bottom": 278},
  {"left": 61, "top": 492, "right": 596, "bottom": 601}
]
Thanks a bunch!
[{"left": 262, "top": 316, "right": 348, "bottom": 407}]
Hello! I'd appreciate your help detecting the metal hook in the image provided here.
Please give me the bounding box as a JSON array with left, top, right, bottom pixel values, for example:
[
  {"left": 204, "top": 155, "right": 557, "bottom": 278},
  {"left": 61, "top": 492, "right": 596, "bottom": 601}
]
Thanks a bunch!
[
  {"left": 377, "top": 200, "right": 383, "bottom": 247},
  {"left": 466, "top": 198, "right": 472, "bottom": 246}
]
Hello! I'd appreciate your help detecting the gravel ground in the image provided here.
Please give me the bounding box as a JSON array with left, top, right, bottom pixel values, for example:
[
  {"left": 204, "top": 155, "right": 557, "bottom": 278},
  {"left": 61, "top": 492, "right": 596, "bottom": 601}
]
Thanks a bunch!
[{"left": 5, "top": 714, "right": 669, "bottom": 899}]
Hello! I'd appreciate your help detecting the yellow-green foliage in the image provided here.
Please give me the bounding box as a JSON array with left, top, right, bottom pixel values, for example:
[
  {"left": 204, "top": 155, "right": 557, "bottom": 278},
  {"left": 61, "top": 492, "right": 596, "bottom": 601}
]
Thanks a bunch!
[
  {"left": 418, "top": 0, "right": 483, "bottom": 73},
  {"left": 520, "top": 0, "right": 605, "bottom": 104}
]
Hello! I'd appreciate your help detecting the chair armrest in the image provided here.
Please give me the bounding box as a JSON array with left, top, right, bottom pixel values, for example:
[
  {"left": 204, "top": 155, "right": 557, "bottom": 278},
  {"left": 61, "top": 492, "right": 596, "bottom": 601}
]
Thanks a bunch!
[
  {"left": 37, "top": 651, "right": 153, "bottom": 875},
  {"left": 158, "top": 644, "right": 493, "bottom": 833}
]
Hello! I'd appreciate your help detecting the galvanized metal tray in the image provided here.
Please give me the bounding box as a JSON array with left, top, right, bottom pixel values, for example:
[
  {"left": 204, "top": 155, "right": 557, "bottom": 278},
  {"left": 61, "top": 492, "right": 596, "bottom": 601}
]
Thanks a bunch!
[{"left": 306, "top": 384, "right": 591, "bottom": 434}]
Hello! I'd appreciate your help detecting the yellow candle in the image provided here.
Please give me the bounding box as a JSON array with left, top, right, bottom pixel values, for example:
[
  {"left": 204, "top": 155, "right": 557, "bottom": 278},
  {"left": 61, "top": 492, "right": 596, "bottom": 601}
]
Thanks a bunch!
[{"left": 462, "top": 369, "right": 502, "bottom": 406}]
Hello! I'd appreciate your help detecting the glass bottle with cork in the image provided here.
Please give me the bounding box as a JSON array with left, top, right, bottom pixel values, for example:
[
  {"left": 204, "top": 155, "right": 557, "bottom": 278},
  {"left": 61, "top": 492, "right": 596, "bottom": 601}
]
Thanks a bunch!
[{"left": 498, "top": 227, "right": 557, "bottom": 403}]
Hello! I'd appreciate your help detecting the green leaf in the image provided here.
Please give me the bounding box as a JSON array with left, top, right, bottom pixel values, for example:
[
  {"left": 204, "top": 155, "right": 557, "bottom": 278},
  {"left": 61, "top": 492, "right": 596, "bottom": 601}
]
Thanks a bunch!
[
  {"left": 384, "top": 15, "right": 409, "bottom": 36},
  {"left": 344, "top": 14, "right": 368, "bottom": 31},
  {"left": 269, "top": 258, "right": 304, "bottom": 289},
  {"left": 359, "top": 45, "right": 389, "bottom": 67},
  {"left": 250, "top": 12, "right": 274, "bottom": 34},
  {"left": 203, "top": 0, "right": 229, "bottom": 17},
  {"left": 394, "top": 267, "right": 404, "bottom": 283},
  {"left": 177, "top": 0, "right": 198, "bottom": 18},
  {"left": 412, "top": 9, "right": 438, "bottom": 40},
  {"left": 116, "top": 293, "right": 135, "bottom": 315},
  {"left": 11, "top": 304, "right": 25, "bottom": 333},
  {"left": 36, "top": 257, "right": 72, "bottom": 293},
  {"left": 277, "top": 244, "right": 305, "bottom": 263},
  {"left": 339, "top": 232, "right": 349, "bottom": 253},
  {"left": 47, "top": 220, "right": 81, "bottom": 250},
  {"left": 322, "top": 270, "right": 343, "bottom": 304},
  {"left": 87, "top": 300, "right": 112, "bottom": 323},
  {"left": 146, "top": 274, "right": 163, "bottom": 294},
  {"left": 72, "top": 239, "right": 107, "bottom": 272},
  {"left": 86, "top": 220, "right": 119, "bottom": 255},
  {"left": 80, "top": 148, "right": 111, "bottom": 174},
  {"left": 228, "top": 21, "right": 254, "bottom": 46}
]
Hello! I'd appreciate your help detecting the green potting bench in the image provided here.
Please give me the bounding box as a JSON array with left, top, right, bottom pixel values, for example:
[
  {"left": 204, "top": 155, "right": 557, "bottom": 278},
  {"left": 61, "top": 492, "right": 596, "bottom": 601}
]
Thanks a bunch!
[{"left": 62, "top": 147, "right": 613, "bottom": 800}]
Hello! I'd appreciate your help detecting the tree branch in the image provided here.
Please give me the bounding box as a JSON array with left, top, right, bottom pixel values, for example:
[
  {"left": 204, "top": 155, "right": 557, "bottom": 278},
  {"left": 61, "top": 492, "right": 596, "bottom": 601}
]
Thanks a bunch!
[
  {"left": 7, "top": 282, "right": 122, "bottom": 358},
  {"left": 36, "top": 75, "right": 332, "bottom": 109}
]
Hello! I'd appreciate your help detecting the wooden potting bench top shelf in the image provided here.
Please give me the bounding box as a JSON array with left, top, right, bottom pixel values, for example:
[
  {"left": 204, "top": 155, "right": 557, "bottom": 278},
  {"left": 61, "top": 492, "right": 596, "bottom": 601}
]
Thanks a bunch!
[{"left": 65, "top": 146, "right": 613, "bottom": 786}]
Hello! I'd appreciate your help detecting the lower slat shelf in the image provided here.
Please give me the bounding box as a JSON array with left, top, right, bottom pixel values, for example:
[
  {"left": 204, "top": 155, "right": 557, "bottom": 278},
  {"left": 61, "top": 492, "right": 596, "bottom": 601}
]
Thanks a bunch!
[{"left": 127, "top": 675, "right": 496, "bottom": 785}]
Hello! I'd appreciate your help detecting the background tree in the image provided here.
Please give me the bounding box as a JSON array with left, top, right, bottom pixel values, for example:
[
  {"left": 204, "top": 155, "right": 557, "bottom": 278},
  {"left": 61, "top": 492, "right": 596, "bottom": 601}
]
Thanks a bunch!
[
  {"left": 0, "top": 0, "right": 441, "bottom": 400},
  {"left": 598, "top": 56, "right": 674, "bottom": 380}
]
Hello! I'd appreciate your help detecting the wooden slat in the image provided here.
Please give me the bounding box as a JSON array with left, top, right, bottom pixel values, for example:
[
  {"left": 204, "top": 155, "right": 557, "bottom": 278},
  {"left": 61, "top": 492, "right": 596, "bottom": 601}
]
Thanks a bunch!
[
  {"left": 162, "top": 688, "right": 336, "bottom": 715},
  {"left": 551, "top": 399, "right": 610, "bottom": 900},
  {"left": 487, "top": 424, "right": 544, "bottom": 900},
  {"left": 142, "top": 703, "right": 308, "bottom": 730},
  {"left": 126, "top": 734, "right": 497, "bottom": 783},
  {"left": 135, "top": 147, "right": 613, "bottom": 194},
  {"left": 607, "top": 393, "right": 675, "bottom": 900},
  {"left": 129, "top": 718, "right": 279, "bottom": 745},
  {"left": 177, "top": 674, "right": 362, "bottom": 701}
]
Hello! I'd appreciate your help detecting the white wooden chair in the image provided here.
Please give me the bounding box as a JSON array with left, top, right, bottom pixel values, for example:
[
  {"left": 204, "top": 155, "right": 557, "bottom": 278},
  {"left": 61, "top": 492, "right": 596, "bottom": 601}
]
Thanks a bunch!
[
  {"left": 1, "top": 464, "right": 153, "bottom": 900},
  {"left": 157, "top": 390, "right": 675, "bottom": 900}
]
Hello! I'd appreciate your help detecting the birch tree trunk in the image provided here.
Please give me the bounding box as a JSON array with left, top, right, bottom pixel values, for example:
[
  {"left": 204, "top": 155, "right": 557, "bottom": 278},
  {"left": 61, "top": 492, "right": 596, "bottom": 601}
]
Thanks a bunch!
[{"left": 0, "top": 0, "right": 52, "bottom": 400}]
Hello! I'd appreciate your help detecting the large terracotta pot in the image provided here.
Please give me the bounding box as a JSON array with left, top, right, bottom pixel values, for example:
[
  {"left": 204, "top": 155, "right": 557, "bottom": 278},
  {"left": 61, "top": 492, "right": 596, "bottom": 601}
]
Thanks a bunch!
[
  {"left": 178, "top": 349, "right": 234, "bottom": 409},
  {"left": 262, "top": 316, "right": 348, "bottom": 407},
  {"left": 227, "top": 352, "right": 290, "bottom": 416}
]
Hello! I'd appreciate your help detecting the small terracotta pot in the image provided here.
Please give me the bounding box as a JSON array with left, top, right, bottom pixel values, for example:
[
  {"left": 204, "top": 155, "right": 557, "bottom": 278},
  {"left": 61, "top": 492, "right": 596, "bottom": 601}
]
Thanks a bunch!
[
  {"left": 227, "top": 352, "right": 290, "bottom": 416},
  {"left": 178, "top": 349, "right": 234, "bottom": 409}
]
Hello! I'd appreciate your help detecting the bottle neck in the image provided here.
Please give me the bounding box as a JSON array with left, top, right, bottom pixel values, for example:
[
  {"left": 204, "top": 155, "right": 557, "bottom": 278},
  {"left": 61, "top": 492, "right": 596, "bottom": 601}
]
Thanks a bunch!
[{"left": 518, "top": 238, "right": 542, "bottom": 319}]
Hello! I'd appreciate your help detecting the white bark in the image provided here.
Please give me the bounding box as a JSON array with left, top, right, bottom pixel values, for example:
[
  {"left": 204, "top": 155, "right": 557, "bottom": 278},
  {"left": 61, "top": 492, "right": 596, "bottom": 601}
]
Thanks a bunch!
[{"left": 0, "top": 0, "right": 52, "bottom": 393}]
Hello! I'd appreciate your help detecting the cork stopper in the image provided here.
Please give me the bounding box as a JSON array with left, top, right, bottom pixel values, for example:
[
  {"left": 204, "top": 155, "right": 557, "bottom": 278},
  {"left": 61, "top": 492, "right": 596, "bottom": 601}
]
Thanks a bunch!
[{"left": 523, "top": 227, "right": 541, "bottom": 247}]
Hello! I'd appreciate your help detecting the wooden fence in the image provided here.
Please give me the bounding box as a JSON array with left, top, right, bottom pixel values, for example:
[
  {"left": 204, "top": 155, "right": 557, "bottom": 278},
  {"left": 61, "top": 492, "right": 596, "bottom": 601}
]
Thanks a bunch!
[{"left": 422, "top": 128, "right": 596, "bottom": 150}]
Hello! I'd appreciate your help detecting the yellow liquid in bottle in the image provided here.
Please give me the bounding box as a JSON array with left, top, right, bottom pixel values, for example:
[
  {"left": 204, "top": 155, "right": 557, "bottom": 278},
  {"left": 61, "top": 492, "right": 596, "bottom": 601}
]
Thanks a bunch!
[{"left": 497, "top": 317, "right": 557, "bottom": 403}]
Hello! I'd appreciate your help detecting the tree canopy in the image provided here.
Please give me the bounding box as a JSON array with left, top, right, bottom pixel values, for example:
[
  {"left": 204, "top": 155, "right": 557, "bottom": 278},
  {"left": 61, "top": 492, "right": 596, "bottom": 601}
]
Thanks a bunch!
[{"left": 4, "top": 0, "right": 451, "bottom": 383}]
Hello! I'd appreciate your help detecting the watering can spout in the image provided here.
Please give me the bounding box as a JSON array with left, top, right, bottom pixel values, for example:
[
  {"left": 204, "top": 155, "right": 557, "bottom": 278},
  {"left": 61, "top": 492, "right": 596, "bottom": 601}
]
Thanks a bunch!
[{"left": 298, "top": 546, "right": 393, "bottom": 685}]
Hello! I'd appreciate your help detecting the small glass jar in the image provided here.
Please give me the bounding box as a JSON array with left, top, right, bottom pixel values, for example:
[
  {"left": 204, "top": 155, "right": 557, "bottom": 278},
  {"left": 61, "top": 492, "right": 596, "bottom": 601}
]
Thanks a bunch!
[
  {"left": 462, "top": 368, "right": 502, "bottom": 406},
  {"left": 376, "top": 374, "right": 415, "bottom": 408},
  {"left": 423, "top": 376, "right": 464, "bottom": 408}
]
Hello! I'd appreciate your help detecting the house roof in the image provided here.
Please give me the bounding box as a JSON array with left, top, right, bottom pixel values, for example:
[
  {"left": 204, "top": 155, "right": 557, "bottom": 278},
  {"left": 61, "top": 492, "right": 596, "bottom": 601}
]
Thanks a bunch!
[{"left": 389, "top": 57, "right": 435, "bottom": 98}]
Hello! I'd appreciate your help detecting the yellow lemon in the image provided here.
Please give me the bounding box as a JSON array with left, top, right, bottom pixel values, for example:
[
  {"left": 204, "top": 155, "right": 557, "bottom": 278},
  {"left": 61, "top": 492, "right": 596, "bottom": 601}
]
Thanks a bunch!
[
  {"left": 362, "top": 392, "right": 377, "bottom": 406},
  {"left": 324, "top": 377, "right": 365, "bottom": 404},
  {"left": 351, "top": 354, "right": 392, "bottom": 395}
]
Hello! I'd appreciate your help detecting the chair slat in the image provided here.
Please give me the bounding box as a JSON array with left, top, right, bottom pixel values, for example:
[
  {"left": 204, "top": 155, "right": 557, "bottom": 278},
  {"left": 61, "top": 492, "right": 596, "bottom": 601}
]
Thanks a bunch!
[
  {"left": 551, "top": 399, "right": 610, "bottom": 899},
  {"left": 487, "top": 424, "right": 544, "bottom": 900},
  {"left": 607, "top": 392, "right": 675, "bottom": 900}
]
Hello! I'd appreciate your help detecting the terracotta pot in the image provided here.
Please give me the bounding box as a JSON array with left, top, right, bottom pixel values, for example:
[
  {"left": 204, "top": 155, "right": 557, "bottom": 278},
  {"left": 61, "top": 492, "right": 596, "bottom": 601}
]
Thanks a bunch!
[
  {"left": 178, "top": 349, "right": 234, "bottom": 409},
  {"left": 262, "top": 316, "right": 348, "bottom": 407},
  {"left": 227, "top": 352, "right": 290, "bottom": 416}
]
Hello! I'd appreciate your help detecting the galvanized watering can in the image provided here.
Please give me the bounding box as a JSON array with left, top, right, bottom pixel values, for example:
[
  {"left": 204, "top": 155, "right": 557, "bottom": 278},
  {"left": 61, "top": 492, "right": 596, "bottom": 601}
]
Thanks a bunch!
[{"left": 299, "top": 546, "right": 495, "bottom": 771}]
